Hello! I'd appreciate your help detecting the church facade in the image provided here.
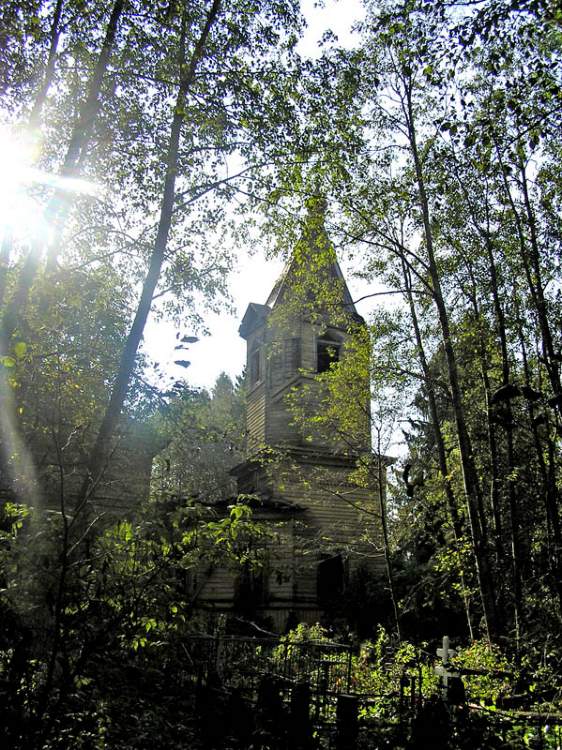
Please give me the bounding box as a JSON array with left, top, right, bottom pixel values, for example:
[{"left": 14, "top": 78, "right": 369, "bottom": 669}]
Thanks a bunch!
[{"left": 198, "top": 204, "right": 385, "bottom": 631}]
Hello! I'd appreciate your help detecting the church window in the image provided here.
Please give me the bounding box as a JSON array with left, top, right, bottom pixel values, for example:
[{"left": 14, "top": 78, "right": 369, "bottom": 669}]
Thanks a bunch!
[
  {"left": 317, "top": 553, "right": 345, "bottom": 607},
  {"left": 316, "top": 335, "right": 340, "bottom": 373},
  {"left": 285, "top": 337, "right": 301, "bottom": 372}
]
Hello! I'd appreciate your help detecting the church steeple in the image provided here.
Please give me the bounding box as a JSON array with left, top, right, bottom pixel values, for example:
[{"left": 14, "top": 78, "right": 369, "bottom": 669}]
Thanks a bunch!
[
  {"left": 239, "top": 201, "right": 370, "bottom": 455},
  {"left": 263, "top": 196, "right": 360, "bottom": 319}
]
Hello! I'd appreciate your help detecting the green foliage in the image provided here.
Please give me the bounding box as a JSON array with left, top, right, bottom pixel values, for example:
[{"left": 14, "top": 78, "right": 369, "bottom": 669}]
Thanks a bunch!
[
  {"left": 0, "top": 495, "right": 266, "bottom": 747},
  {"left": 453, "top": 640, "right": 514, "bottom": 707},
  {"left": 278, "top": 621, "right": 333, "bottom": 646},
  {"left": 152, "top": 371, "right": 246, "bottom": 503},
  {"left": 351, "top": 627, "right": 439, "bottom": 718}
]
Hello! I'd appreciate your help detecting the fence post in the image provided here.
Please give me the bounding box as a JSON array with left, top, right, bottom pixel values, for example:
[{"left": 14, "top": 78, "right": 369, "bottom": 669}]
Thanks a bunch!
[
  {"left": 256, "top": 674, "right": 284, "bottom": 725},
  {"left": 336, "top": 694, "right": 359, "bottom": 750},
  {"left": 289, "top": 682, "right": 312, "bottom": 749},
  {"left": 410, "top": 675, "right": 417, "bottom": 711},
  {"left": 399, "top": 672, "right": 408, "bottom": 714},
  {"left": 227, "top": 686, "right": 254, "bottom": 746}
]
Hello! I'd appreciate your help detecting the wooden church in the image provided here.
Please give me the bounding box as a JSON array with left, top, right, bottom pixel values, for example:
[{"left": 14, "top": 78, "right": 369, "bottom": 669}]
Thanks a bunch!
[{"left": 198, "top": 200, "right": 385, "bottom": 631}]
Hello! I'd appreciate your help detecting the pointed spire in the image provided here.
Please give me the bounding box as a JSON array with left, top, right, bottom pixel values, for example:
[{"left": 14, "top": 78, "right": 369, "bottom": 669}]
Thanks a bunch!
[{"left": 266, "top": 195, "right": 359, "bottom": 320}]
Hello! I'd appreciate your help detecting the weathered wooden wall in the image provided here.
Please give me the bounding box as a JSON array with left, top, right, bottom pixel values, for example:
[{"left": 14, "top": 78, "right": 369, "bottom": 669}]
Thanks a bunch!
[
  {"left": 197, "top": 452, "right": 385, "bottom": 632},
  {"left": 0, "top": 419, "right": 160, "bottom": 514}
]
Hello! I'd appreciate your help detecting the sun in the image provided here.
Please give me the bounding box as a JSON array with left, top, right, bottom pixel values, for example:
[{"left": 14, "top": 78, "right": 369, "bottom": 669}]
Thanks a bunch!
[
  {"left": 0, "top": 126, "right": 45, "bottom": 242},
  {"left": 0, "top": 125, "right": 103, "bottom": 246}
]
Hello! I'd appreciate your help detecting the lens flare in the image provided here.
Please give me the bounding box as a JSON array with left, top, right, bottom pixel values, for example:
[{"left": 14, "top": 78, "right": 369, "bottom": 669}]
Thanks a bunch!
[{"left": 0, "top": 126, "right": 103, "bottom": 244}]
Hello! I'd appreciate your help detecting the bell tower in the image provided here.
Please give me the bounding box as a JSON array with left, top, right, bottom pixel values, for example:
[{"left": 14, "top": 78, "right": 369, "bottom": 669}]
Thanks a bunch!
[
  {"left": 193, "top": 199, "right": 385, "bottom": 630},
  {"left": 225, "top": 200, "right": 385, "bottom": 629},
  {"left": 238, "top": 198, "right": 371, "bottom": 458}
]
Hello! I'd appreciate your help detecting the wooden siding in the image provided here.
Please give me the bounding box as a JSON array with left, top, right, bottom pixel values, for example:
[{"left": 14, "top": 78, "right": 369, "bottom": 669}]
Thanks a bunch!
[
  {"left": 247, "top": 384, "right": 266, "bottom": 451},
  {"left": 258, "top": 318, "right": 370, "bottom": 454},
  {"left": 266, "top": 387, "right": 301, "bottom": 445},
  {"left": 197, "top": 455, "right": 385, "bottom": 630},
  {"left": 243, "top": 311, "right": 370, "bottom": 456},
  {"left": 10, "top": 420, "right": 161, "bottom": 514}
]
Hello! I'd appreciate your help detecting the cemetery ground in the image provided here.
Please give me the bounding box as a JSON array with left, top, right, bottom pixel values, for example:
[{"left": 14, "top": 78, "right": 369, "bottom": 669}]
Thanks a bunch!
[{"left": 2, "top": 586, "right": 561, "bottom": 748}]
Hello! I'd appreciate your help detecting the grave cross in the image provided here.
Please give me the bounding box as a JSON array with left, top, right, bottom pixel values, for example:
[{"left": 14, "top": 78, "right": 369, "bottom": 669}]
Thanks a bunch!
[
  {"left": 435, "top": 635, "right": 465, "bottom": 706},
  {"left": 436, "top": 635, "right": 456, "bottom": 666}
]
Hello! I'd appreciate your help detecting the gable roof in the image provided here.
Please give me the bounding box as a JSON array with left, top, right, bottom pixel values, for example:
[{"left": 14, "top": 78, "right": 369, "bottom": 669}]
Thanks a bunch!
[{"left": 238, "top": 302, "right": 270, "bottom": 340}]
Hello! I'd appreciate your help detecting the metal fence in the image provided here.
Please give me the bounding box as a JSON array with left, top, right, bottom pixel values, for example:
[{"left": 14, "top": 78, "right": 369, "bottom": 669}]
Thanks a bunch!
[{"left": 181, "top": 634, "right": 352, "bottom": 719}]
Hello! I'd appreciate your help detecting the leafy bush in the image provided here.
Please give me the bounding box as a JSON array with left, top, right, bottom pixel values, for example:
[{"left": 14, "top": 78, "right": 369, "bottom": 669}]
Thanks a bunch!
[
  {"left": 0, "top": 497, "right": 265, "bottom": 748},
  {"left": 350, "top": 627, "right": 439, "bottom": 719},
  {"left": 452, "top": 640, "right": 514, "bottom": 707}
]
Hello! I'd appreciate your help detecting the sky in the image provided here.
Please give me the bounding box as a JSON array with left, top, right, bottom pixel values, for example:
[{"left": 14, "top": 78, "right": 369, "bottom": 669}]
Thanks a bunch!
[{"left": 143, "top": 0, "right": 368, "bottom": 392}]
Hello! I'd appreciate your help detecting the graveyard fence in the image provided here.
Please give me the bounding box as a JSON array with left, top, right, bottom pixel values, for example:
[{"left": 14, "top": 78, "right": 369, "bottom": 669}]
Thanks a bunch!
[
  {"left": 179, "top": 633, "right": 562, "bottom": 748},
  {"left": 181, "top": 633, "right": 353, "bottom": 720}
]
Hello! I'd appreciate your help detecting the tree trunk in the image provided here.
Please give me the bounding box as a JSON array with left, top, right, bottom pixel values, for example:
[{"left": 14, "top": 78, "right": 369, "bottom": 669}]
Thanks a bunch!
[
  {"left": 470, "top": 290, "right": 521, "bottom": 644},
  {"left": 400, "top": 257, "right": 474, "bottom": 638},
  {"left": 77, "top": 0, "right": 222, "bottom": 510},
  {"left": 0, "top": 228, "right": 12, "bottom": 313},
  {"left": 0, "top": 0, "right": 64, "bottom": 315},
  {"left": 453, "top": 160, "right": 526, "bottom": 642},
  {"left": 403, "top": 78, "right": 497, "bottom": 639},
  {"left": 513, "top": 286, "right": 562, "bottom": 619},
  {"left": 482, "top": 233, "right": 523, "bottom": 648},
  {"left": 29, "top": 0, "right": 64, "bottom": 129},
  {"left": 374, "top": 437, "right": 401, "bottom": 641},
  {"left": 45, "top": 0, "right": 127, "bottom": 269},
  {"left": 495, "top": 143, "right": 561, "bottom": 412}
]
